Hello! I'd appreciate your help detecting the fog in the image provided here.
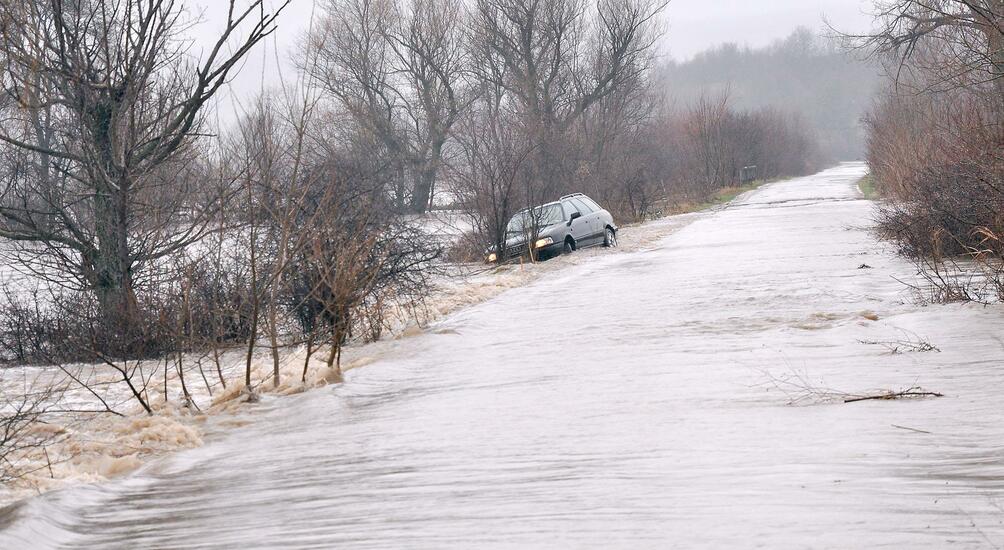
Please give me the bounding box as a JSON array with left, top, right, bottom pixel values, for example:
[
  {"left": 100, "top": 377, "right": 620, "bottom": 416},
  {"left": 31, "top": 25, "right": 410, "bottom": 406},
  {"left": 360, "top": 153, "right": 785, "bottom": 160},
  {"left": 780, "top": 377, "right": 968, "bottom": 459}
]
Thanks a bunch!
[
  {"left": 663, "top": 0, "right": 874, "bottom": 59},
  {"left": 658, "top": 28, "right": 882, "bottom": 161},
  {"left": 182, "top": 0, "right": 880, "bottom": 163},
  {"left": 189, "top": 0, "right": 877, "bottom": 124}
]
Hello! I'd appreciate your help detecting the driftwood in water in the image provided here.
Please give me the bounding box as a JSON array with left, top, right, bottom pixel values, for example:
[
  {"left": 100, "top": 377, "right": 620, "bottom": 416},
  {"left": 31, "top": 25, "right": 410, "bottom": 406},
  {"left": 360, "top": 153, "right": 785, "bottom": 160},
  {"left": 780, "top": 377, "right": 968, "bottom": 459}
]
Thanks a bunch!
[{"left": 844, "top": 387, "right": 944, "bottom": 403}]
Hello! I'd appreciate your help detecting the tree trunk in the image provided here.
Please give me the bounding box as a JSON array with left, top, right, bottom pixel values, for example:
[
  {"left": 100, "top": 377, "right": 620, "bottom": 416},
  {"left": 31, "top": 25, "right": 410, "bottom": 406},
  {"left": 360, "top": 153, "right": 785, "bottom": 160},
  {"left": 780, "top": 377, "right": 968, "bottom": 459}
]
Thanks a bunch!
[
  {"left": 973, "top": 3, "right": 1004, "bottom": 107},
  {"left": 268, "top": 316, "right": 281, "bottom": 388},
  {"left": 989, "top": 33, "right": 1004, "bottom": 108},
  {"left": 410, "top": 165, "right": 437, "bottom": 214},
  {"left": 244, "top": 180, "right": 260, "bottom": 390},
  {"left": 301, "top": 331, "right": 315, "bottom": 383},
  {"left": 409, "top": 140, "right": 445, "bottom": 214},
  {"left": 213, "top": 346, "right": 227, "bottom": 389},
  {"left": 91, "top": 187, "right": 139, "bottom": 351}
]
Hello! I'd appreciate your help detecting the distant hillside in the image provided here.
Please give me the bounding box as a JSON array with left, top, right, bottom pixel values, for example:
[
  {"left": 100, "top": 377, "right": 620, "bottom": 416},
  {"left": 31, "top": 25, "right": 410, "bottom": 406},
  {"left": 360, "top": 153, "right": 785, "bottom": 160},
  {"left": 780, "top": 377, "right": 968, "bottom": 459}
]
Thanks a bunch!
[{"left": 657, "top": 28, "right": 881, "bottom": 162}]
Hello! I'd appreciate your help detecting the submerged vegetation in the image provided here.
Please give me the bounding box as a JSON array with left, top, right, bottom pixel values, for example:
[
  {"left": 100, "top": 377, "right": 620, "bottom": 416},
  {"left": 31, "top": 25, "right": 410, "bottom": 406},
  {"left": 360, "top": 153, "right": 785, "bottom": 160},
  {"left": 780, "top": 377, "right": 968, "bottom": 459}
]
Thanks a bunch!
[{"left": 861, "top": 0, "right": 1004, "bottom": 304}]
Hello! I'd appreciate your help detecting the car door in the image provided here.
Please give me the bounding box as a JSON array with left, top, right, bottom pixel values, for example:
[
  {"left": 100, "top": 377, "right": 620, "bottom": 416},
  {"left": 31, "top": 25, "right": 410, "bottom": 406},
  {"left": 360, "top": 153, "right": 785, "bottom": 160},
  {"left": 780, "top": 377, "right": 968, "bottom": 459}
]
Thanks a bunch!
[
  {"left": 562, "top": 199, "right": 588, "bottom": 246},
  {"left": 568, "top": 197, "right": 601, "bottom": 246},
  {"left": 579, "top": 195, "right": 612, "bottom": 239}
]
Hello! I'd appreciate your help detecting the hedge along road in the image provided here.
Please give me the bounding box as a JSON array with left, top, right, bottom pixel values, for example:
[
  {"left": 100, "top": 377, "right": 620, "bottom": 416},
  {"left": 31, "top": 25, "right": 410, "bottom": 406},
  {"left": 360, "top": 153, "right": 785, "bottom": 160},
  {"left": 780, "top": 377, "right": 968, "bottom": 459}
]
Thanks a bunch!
[{"left": 3, "top": 162, "right": 1004, "bottom": 549}]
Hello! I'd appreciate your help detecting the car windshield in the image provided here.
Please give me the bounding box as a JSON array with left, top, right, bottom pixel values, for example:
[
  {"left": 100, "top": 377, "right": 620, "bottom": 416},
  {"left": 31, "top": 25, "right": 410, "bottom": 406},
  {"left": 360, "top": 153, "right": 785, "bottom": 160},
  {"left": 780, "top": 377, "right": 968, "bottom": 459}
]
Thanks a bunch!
[{"left": 506, "top": 204, "right": 564, "bottom": 234}]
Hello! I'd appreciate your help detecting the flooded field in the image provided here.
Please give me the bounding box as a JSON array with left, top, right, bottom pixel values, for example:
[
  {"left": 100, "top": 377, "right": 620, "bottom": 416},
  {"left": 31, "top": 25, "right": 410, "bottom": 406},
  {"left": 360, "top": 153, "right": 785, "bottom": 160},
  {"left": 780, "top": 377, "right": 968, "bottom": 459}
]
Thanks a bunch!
[{"left": 3, "top": 163, "right": 1004, "bottom": 549}]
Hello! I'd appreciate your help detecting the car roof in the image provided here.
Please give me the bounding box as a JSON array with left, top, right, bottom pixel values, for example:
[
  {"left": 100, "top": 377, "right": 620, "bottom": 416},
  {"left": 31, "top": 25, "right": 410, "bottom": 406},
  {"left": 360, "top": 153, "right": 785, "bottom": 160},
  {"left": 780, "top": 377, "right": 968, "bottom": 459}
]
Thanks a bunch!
[
  {"left": 514, "top": 195, "right": 594, "bottom": 216},
  {"left": 515, "top": 201, "right": 561, "bottom": 214}
]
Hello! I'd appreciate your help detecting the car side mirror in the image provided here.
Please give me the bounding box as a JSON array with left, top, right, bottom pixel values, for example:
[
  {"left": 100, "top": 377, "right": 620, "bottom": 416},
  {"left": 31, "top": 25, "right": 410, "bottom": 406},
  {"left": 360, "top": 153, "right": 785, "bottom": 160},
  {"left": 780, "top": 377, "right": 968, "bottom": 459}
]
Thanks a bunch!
[{"left": 568, "top": 211, "right": 581, "bottom": 226}]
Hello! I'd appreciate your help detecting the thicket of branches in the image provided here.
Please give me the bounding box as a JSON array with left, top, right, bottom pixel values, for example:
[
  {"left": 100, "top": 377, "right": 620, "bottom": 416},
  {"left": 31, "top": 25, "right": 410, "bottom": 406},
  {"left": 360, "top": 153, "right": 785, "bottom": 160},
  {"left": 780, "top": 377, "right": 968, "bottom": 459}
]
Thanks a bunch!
[
  {"left": 664, "top": 91, "right": 823, "bottom": 201},
  {"left": 0, "top": 0, "right": 441, "bottom": 433},
  {"left": 862, "top": 0, "right": 1004, "bottom": 302}
]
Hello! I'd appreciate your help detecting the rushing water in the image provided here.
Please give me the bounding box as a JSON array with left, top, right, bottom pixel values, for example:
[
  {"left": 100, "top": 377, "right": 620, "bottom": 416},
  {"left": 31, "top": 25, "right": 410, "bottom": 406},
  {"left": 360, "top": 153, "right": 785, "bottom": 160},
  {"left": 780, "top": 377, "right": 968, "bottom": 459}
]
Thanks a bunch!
[{"left": 3, "top": 163, "right": 1004, "bottom": 548}]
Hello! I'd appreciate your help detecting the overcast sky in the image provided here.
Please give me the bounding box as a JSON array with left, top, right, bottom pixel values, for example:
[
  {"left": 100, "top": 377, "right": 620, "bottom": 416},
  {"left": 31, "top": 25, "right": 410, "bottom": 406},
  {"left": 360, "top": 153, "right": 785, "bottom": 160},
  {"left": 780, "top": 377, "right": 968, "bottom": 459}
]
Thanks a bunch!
[
  {"left": 662, "top": 0, "right": 874, "bottom": 59},
  {"left": 192, "top": 0, "right": 877, "bottom": 122}
]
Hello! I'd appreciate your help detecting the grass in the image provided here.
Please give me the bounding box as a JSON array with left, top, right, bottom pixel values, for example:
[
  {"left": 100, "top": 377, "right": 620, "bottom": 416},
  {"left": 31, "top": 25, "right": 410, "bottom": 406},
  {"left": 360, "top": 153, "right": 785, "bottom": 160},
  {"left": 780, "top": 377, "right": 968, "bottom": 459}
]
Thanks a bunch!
[
  {"left": 858, "top": 174, "right": 879, "bottom": 200},
  {"left": 662, "top": 179, "right": 769, "bottom": 216}
]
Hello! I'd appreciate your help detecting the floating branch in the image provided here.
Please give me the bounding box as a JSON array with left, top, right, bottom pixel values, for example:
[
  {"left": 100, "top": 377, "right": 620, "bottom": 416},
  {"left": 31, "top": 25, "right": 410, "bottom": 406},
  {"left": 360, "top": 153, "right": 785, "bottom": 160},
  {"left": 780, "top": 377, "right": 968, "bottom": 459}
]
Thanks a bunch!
[
  {"left": 844, "top": 386, "right": 944, "bottom": 403},
  {"left": 758, "top": 369, "right": 943, "bottom": 406},
  {"left": 859, "top": 329, "right": 940, "bottom": 354}
]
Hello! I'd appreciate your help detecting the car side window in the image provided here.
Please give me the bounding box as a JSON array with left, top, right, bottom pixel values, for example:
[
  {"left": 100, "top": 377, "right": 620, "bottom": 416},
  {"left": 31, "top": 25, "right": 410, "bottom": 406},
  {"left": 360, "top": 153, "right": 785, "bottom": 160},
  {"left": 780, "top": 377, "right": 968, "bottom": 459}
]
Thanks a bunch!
[
  {"left": 562, "top": 200, "right": 580, "bottom": 218},
  {"left": 580, "top": 196, "right": 602, "bottom": 212},
  {"left": 570, "top": 197, "right": 593, "bottom": 213}
]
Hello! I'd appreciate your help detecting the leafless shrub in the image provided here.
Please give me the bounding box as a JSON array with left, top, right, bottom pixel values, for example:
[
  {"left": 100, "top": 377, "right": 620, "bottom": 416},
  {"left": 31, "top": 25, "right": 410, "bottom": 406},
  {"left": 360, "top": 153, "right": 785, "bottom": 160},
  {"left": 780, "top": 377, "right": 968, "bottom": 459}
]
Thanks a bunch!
[
  {"left": 859, "top": 1, "right": 1004, "bottom": 304},
  {"left": 867, "top": 94, "right": 1004, "bottom": 303},
  {"left": 0, "top": 287, "right": 72, "bottom": 365},
  {"left": 444, "top": 230, "right": 488, "bottom": 264},
  {"left": 0, "top": 272, "right": 233, "bottom": 414},
  {"left": 0, "top": 373, "right": 69, "bottom": 483},
  {"left": 675, "top": 90, "right": 824, "bottom": 193},
  {"left": 292, "top": 173, "right": 441, "bottom": 378}
]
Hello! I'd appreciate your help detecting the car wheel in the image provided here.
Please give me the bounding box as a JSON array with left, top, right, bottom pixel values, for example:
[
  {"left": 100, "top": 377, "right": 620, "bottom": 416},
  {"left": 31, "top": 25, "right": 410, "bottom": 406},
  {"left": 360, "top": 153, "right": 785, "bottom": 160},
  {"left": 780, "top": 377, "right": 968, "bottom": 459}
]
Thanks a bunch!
[
  {"left": 563, "top": 239, "right": 575, "bottom": 254},
  {"left": 603, "top": 227, "right": 617, "bottom": 248}
]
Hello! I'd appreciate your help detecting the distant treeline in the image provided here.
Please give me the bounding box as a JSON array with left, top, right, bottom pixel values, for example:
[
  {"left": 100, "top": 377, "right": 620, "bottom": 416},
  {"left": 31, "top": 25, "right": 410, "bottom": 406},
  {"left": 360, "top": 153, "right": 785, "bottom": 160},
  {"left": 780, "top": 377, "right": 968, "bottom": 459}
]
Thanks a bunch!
[{"left": 656, "top": 28, "right": 882, "bottom": 162}]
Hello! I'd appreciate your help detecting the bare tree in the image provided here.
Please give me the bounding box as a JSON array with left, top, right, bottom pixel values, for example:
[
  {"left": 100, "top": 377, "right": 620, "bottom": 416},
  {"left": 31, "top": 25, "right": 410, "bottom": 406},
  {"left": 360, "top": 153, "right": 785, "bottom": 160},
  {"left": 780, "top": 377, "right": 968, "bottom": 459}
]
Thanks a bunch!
[
  {"left": 311, "top": 0, "right": 471, "bottom": 213},
  {"left": 572, "top": 79, "right": 664, "bottom": 221},
  {"left": 471, "top": 0, "right": 666, "bottom": 129},
  {"left": 862, "top": 0, "right": 1004, "bottom": 97},
  {"left": 680, "top": 90, "right": 733, "bottom": 192},
  {"left": 390, "top": 0, "right": 473, "bottom": 211},
  {"left": 0, "top": 0, "right": 289, "bottom": 342},
  {"left": 469, "top": 0, "right": 668, "bottom": 197},
  {"left": 453, "top": 98, "right": 535, "bottom": 262}
]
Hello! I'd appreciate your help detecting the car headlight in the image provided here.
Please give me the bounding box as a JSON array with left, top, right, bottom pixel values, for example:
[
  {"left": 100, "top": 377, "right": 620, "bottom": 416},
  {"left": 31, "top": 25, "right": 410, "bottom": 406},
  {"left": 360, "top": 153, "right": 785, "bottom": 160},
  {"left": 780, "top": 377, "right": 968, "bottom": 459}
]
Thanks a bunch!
[
  {"left": 534, "top": 237, "right": 554, "bottom": 249},
  {"left": 487, "top": 252, "right": 498, "bottom": 263}
]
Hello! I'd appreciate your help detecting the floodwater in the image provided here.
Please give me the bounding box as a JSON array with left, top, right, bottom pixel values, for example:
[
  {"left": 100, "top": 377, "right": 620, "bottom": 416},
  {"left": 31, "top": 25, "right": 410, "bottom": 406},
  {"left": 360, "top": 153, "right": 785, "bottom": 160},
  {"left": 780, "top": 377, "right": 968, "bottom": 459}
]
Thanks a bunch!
[{"left": 3, "top": 163, "right": 1004, "bottom": 548}]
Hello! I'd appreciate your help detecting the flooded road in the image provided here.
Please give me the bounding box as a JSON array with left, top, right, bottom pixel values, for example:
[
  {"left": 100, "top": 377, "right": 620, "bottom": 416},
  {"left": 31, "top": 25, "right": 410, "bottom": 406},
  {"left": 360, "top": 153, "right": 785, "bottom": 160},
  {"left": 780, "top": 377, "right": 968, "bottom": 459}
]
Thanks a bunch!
[{"left": 4, "top": 163, "right": 1004, "bottom": 548}]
